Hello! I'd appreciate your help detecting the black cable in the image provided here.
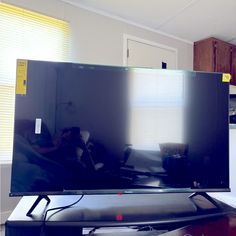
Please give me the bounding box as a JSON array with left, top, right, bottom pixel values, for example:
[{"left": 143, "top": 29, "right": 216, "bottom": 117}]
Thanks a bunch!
[
  {"left": 88, "top": 227, "right": 99, "bottom": 234},
  {"left": 40, "top": 195, "right": 84, "bottom": 236},
  {"left": 137, "top": 225, "right": 153, "bottom": 231}
]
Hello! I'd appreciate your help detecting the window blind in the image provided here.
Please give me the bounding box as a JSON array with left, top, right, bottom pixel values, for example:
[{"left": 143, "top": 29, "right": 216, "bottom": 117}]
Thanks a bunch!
[{"left": 0, "top": 3, "right": 70, "bottom": 161}]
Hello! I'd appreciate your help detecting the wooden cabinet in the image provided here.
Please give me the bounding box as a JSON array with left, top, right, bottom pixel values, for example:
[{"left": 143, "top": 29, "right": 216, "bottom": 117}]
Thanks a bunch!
[
  {"left": 194, "top": 37, "right": 236, "bottom": 85},
  {"left": 231, "top": 47, "right": 236, "bottom": 85},
  {"left": 214, "top": 39, "right": 231, "bottom": 74}
]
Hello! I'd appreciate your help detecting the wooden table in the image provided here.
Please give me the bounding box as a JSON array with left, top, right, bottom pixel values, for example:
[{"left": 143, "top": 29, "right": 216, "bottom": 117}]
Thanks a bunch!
[{"left": 162, "top": 213, "right": 236, "bottom": 236}]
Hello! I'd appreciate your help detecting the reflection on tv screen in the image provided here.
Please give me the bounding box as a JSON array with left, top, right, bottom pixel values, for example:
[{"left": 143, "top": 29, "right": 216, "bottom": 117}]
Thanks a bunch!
[{"left": 10, "top": 60, "right": 229, "bottom": 195}]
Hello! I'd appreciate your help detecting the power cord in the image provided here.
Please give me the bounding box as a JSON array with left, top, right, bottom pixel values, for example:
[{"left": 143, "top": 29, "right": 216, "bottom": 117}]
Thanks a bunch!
[
  {"left": 40, "top": 195, "right": 84, "bottom": 236},
  {"left": 88, "top": 227, "right": 99, "bottom": 234}
]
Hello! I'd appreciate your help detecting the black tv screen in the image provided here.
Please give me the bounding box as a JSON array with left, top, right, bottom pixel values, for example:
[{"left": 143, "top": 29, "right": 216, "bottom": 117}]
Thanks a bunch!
[{"left": 10, "top": 60, "right": 229, "bottom": 196}]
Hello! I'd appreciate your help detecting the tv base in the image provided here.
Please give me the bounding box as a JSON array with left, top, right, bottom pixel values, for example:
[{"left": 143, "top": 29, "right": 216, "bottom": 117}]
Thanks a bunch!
[
  {"left": 26, "top": 195, "right": 50, "bottom": 216},
  {"left": 189, "top": 192, "right": 220, "bottom": 210}
]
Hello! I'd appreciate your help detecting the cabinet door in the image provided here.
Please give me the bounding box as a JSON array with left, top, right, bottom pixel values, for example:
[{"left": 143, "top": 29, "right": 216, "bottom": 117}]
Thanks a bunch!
[
  {"left": 231, "top": 47, "right": 236, "bottom": 86},
  {"left": 194, "top": 38, "right": 214, "bottom": 72},
  {"left": 215, "top": 40, "right": 231, "bottom": 73}
]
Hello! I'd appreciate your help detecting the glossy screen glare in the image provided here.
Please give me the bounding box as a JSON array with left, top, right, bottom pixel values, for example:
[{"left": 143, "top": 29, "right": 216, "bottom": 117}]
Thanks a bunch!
[{"left": 129, "top": 69, "right": 184, "bottom": 150}]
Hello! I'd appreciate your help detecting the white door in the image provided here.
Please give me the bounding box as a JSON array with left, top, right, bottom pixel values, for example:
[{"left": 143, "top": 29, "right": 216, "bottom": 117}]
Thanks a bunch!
[{"left": 126, "top": 39, "right": 177, "bottom": 69}]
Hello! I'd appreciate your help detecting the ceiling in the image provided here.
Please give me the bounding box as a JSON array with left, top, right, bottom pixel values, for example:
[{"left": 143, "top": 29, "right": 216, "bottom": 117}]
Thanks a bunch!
[{"left": 60, "top": 0, "right": 236, "bottom": 44}]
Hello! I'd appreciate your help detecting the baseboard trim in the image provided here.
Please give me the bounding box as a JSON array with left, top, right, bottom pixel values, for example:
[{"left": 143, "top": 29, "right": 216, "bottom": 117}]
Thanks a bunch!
[{"left": 1, "top": 211, "right": 12, "bottom": 224}]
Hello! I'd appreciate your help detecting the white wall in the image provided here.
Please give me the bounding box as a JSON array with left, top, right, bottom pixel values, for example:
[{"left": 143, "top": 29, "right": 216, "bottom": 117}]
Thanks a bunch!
[
  {"left": 210, "top": 129, "right": 236, "bottom": 207},
  {"left": 0, "top": 164, "right": 20, "bottom": 224},
  {"left": 3, "top": 0, "right": 193, "bottom": 69},
  {"left": 229, "top": 129, "right": 236, "bottom": 194},
  {"left": 1, "top": 0, "right": 193, "bottom": 223}
]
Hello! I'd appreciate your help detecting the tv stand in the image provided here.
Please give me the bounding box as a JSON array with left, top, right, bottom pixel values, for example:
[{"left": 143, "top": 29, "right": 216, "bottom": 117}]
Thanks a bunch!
[
  {"left": 26, "top": 195, "right": 50, "bottom": 216},
  {"left": 189, "top": 192, "right": 220, "bottom": 210},
  {"left": 6, "top": 193, "right": 234, "bottom": 236}
]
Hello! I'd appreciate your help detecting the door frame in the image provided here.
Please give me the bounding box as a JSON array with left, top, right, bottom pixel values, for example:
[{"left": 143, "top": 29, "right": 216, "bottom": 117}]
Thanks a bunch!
[{"left": 123, "top": 34, "right": 178, "bottom": 68}]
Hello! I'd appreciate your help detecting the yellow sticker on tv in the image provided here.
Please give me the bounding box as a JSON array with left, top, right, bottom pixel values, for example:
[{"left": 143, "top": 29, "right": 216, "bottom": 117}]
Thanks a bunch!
[
  {"left": 16, "top": 59, "right": 28, "bottom": 95},
  {"left": 222, "top": 73, "right": 231, "bottom": 83}
]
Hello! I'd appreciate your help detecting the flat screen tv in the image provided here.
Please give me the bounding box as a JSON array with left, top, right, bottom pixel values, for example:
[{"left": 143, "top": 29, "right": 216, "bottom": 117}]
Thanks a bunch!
[{"left": 10, "top": 59, "right": 230, "bottom": 197}]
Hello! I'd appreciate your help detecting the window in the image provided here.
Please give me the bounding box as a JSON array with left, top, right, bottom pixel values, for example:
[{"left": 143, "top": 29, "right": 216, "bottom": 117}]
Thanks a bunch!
[
  {"left": 0, "top": 3, "right": 70, "bottom": 161},
  {"left": 129, "top": 69, "right": 184, "bottom": 150}
]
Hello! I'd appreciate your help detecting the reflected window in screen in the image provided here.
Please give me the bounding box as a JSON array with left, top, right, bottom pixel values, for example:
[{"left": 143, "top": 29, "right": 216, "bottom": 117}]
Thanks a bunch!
[{"left": 129, "top": 69, "right": 184, "bottom": 150}]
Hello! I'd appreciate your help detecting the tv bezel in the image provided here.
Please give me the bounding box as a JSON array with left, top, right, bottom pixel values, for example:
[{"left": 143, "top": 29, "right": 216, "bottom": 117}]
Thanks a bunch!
[{"left": 9, "top": 187, "right": 231, "bottom": 197}]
